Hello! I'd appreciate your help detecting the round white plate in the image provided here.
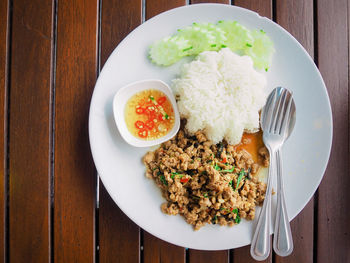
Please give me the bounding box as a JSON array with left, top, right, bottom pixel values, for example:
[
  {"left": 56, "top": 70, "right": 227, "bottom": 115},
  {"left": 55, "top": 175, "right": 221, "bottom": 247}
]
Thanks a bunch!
[{"left": 89, "top": 4, "right": 332, "bottom": 250}]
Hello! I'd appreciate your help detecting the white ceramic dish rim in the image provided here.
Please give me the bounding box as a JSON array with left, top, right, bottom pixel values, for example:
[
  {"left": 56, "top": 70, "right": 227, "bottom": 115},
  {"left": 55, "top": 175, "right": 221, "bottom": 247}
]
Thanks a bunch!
[
  {"left": 113, "top": 79, "right": 180, "bottom": 147},
  {"left": 88, "top": 3, "right": 333, "bottom": 250}
]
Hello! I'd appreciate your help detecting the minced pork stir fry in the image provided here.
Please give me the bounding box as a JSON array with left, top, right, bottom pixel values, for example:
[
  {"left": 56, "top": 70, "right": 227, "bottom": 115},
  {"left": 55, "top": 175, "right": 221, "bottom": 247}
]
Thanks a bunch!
[{"left": 143, "top": 125, "right": 269, "bottom": 230}]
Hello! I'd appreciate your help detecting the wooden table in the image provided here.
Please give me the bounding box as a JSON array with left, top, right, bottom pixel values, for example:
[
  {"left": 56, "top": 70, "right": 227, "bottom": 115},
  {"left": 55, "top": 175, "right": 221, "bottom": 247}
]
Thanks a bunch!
[{"left": 0, "top": 0, "right": 349, "bottom": 262}]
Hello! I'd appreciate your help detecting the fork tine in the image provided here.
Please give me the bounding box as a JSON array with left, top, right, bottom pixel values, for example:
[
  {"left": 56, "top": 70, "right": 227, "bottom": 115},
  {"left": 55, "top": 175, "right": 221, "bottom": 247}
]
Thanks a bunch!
[
  {"left": 274, "top": 89, "right": 288, "bottom": 133},
  {"left": 279, "top": 93, "right": 293, "bottom": 135},
  {"left": 269, "top": 88, "right": 286, "bottom": 133}
]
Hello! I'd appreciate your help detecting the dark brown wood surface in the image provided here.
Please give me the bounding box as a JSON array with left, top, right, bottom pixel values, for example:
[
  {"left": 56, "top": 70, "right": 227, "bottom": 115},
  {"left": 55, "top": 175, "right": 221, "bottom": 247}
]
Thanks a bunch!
[
  {"left": 143, "top": 231, "right": 185, "bottom": 263},
  {"left": 99, "top": 0, "right": 142, "bottom": 262},
  {"left": 9, "top": 0, "right": 53, "bottom": 262},
  {"left": 0, "top": 0, "right": 9, "bottom": 262},
  {"left": 0, "top": 0, "right": 348, "bottom": 262},
  {"left": 54, "top": 0, "right": 98, "bottom": 262},
  {"left": 317, "top": 0, "right": 350, "bottom": 262},
  {"left": 189, "top": 250, "right": 228, "bottom": 262}
]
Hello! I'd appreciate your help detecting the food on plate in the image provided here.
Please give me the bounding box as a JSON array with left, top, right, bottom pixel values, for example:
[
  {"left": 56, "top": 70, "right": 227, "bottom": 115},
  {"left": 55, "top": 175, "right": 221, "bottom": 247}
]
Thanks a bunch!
[
  {"left": 124, "top": 89, "right": 175, "bottom": 140},
  {"left": 148, "top": 20, "right": 274, "bottom": 70},
  {"left": 142, "top": 19, "right": 273, "bottom": 230},
  {"left": 143, "top": 124, "right": 269, "bottom": 230},
  {"left": 172, "top": 48, "right": 267, "bottom": 145}
]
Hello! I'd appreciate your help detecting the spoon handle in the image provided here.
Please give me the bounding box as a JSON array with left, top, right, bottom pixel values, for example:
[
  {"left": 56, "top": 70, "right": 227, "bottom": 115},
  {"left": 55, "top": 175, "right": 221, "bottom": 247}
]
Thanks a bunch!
[
  {"left": 250, "top": 150, "right": 274, "bottom": 261},
  {"left": 273, "top": 149, "right": 293, "bottom": 256}
]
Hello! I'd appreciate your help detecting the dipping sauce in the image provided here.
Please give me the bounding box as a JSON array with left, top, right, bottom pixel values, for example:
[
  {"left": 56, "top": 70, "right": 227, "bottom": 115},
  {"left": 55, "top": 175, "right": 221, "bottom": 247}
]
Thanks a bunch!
[
  {"left": 124, "top": 89, "right": 175, "bottom": 140},
  {"left": 235, "top": 131, "right": 265, "bottom": 164}
]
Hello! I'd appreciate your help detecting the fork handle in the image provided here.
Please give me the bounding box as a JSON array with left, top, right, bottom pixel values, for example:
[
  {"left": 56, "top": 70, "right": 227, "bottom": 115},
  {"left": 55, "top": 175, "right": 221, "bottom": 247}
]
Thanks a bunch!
[
  {"left": 273, "top": 149, "right": 293, "bottom": 256},
  {"left": 250, "top": 150, "right": 274, "bottom": 261}
]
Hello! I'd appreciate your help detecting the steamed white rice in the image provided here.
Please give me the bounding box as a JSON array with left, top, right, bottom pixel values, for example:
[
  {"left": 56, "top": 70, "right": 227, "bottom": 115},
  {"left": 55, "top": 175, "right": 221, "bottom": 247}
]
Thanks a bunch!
[{"left": 171, "top": 48, "right": 267, "bottom": 145}]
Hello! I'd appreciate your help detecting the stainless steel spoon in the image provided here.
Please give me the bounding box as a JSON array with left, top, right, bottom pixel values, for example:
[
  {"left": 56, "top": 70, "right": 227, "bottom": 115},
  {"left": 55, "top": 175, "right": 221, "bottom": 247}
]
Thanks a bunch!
[{"left": 250, "top": 87, "right": 295, "bottom": 261}]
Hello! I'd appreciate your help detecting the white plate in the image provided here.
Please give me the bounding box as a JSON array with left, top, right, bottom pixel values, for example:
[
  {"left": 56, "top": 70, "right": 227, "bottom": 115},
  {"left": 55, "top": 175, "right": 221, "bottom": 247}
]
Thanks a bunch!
[{"left": 89, "top": 4, "right": 332, "bottom": 250}]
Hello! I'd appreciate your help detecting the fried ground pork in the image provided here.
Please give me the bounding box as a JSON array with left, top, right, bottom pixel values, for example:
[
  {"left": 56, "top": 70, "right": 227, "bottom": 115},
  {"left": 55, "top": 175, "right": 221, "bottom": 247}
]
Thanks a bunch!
[{"left": 143, "top": 126, "right": 269, "bottom": 230}]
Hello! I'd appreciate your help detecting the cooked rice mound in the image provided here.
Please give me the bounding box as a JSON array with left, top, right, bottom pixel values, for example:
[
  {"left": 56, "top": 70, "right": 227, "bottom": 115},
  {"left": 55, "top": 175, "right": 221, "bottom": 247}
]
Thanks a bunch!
[
  {"left": 171, "top": 48, "right": 267, "bottom": 145},
  {"left": 143, "top": 126, "right": 269, "bottom": 230}
]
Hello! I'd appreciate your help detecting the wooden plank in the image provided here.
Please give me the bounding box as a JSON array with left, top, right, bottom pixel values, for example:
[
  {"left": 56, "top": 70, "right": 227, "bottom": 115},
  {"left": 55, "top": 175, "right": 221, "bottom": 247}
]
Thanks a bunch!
[
  {"left": 99, "top": 1, "right": 142, "bottom": 262},
  {"left": 275, "top": 201, "right": 314, "bottom": 263},
  {"left": 0, "top": 0, "right": 9, "bottom": 262},
  {"left": 234, "top": 0, "right": 272, "bottom": 18},
  {"left": 316, "top": 0, "right": 350, "bottom": 262},
  {"left": 9, "top": 0, "right": 53, "bottom": 262},
  {"left": 191, "top": 0, "right": 230, "bottom": 3},
  {"left": 274, "top": 0, "right": 314, "bottom": 262},
  {"left": 232, "top": 1, "right": 272, "bottom": 262},
  {"left": 99, "top": 186, "right": 140, "bottom": 263},
  {"left": 189, "top": 250, "right": 228, "bottom": 262},
  {"left": 54, "top": 0, "right": 98, "bottom": 262},
  {"left": 232, "top": 244, "right": 271, "bottom": 263},
  {"left": 143, "top": 232, "right": 185, "bottom": 263},
  {"left": 142, "top": 1, "right": 187, "bottom": 262},
  {"left": 146, "top": 0, "right": 187, "bottom": 19}
]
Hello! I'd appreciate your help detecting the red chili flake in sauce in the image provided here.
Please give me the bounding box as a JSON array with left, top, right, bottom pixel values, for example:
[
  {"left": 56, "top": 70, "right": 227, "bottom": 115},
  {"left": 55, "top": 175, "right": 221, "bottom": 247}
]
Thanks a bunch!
[{"left": 124, "top": 89, "right": 175, "bottom": 140}]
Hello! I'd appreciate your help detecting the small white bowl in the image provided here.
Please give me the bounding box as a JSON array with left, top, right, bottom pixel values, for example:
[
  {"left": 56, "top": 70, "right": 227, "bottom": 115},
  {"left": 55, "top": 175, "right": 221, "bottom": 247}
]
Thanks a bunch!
[{"left": 113, "top": 79, "right": 180, "bottom": 147}]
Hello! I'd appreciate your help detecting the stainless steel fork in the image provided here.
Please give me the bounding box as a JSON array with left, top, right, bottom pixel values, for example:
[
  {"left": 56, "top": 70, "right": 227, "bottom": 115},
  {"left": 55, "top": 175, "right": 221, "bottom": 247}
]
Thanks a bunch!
[{"left": 250, "top": 87, "right": 294, "bottom": 261}]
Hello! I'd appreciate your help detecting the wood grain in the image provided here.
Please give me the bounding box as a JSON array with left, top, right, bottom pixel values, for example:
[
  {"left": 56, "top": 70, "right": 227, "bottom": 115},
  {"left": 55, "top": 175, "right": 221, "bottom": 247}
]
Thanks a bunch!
[
  {"left": 99, "top": 0, "right": 142, "bottom": 262},
  {"left": 145, "top": 0, "right": 187, "bottom": 20},
  {"left": 143, "top": 232, "right": 185, "bottom": 263},
  {"left": 54, "top": 0, "right": 98, "bottom": 262},
  {"left": 0, "top": 0, "right": 9, "bottom": 262},
  {"left": 9, "top": 0, "right": 53, "bottom": 262},
  {"left": 232, "top": 1, "right": 272, "bottom": 262},
  {"left": 99, "top": 185, "right": 140, "bottom": 263},
  {"left": 189, "top": 250, "right": 228, "bottom": 263},
  {"left": 275, "top": 0, "right": 314, "bottom": 262},
  {"left": 316, "top": 0, "right": 350, "bottom": 262},
  {"left": 234, "top": 0, "right": 272, "bottom": 18},
  {"left": 191, "top": 0, "right": 230, "bottom": 3},
  {"left": 232, "top": 243, "right": 272, "bottom": 263}
]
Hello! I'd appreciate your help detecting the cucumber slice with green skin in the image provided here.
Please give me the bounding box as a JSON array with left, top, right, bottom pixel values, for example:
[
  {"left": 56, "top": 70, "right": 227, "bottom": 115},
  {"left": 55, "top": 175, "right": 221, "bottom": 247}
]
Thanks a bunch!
[
  {"left": 177, "top": 25, "right": 216, "bottom": 55},
  {"left": 149, "top": 36, "right": 192, "bottom": 66},
  {"left": 217, "top": 20, "right": 253, "bottom": 52},
  {"left": 148, "top": 20, "right": 274, "bottom": 69},
  {"left": 244, "top": 29, "right": 275, "bottom": 70},
  {"left": 191, "top": 22, "right": 227, "bottom": 51}
]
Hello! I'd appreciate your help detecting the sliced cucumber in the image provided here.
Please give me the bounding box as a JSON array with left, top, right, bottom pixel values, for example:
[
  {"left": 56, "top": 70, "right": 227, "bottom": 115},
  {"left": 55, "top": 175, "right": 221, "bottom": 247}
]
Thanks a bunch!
[
  {"left": 190, "top": 22, "right": 227, "bottom": 51},
  {"left": 217, "top": 20, "right": 253, "bottom": 52},
  {"left": 177, "top": 24, "right": 216, "bottom": 55},
  {"left": 149, "top": 36, "right": 192, "bottom": 66},
  {"left": 148, "top": 20, "right": 274, "bottom": 70},
  {"left": 244, "top": 29, "right": 274, "bottom": 70}
]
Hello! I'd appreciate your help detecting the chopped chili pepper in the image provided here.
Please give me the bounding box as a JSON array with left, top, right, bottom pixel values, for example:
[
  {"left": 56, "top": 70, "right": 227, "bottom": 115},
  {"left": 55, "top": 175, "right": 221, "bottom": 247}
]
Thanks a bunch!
[
  {"left": 135, "top": 107, "right": 144, "bottom": 114},
  {"left": 221, "top": 157, "right": 227, "bottom": 163},
  {"left": 135, "top": 120, "right": 144, "bottom": 129},
  {"left": 180, "top": 177, "right": 189, "bottom": 183},
  {"left": 138, "top": 129, "right": 148, "bottom": 138},
  {"left": 157, "top": 96, "right": 166, "bottom": 104},
  {"left": 157, "top": 114, "right": 164, "bottom": 121},
  {"left": 145, "top": 120, "right": 154, "bottom": 130}
]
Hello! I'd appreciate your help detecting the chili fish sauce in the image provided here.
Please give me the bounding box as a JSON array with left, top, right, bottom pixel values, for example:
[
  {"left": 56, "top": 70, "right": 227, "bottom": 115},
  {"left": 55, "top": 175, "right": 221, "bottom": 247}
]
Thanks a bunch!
[{"left": 124, "top": 89, "right": 175, "bottom": 140}]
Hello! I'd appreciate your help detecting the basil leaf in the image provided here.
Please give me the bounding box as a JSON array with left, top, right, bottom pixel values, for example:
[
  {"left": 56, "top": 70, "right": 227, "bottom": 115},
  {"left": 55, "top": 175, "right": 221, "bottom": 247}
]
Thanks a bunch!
[
  {"left": 160, "top": 175, "right": 168, "bottom": 186},
  {"left": 235, "top": 169, "right": 245, "bottom": 191},
  {"left": 222, "top": 166, "right": 235, "bottom": 173}
]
